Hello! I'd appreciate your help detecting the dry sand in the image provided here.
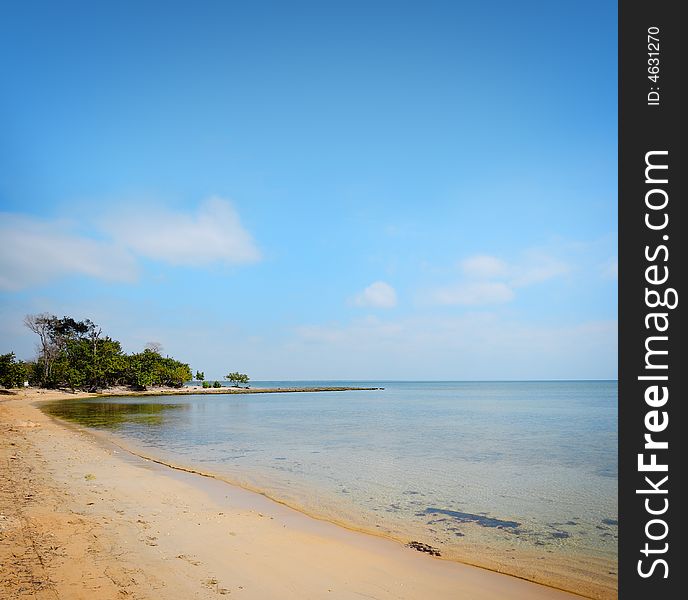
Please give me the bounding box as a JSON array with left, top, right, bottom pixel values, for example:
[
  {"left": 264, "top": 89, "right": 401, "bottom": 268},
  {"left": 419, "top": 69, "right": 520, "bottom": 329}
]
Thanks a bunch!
[{"left": 1, "top": 389, "right": 587, "bottom": 600}]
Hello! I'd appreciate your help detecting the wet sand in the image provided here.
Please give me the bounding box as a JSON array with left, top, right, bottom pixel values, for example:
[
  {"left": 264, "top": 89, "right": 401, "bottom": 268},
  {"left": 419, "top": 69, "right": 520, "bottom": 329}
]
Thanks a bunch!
[{"left": 1, "top": 389, "right": 587, "bottom": 599}]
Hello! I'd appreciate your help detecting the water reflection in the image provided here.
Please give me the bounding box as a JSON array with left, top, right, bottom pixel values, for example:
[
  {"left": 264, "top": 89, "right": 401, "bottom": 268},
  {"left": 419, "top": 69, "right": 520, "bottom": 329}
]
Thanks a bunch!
[{"left": 44, "top": 399, "right": 186, "bottom": 429}]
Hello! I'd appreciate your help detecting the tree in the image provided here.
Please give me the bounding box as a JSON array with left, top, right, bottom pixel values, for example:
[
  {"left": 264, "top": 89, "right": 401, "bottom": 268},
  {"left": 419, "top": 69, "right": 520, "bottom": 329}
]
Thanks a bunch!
[
  {"left": 24, "top": 314, "right": 100, "bottom": 387},
  {"left": 195, "top": 370, "right": 205, "bottom": 381},
  {"left": 225, "top": 372, "right": 250, "bottom": 387},
  {"left": 126, "top": 351, "right": 156, "bottom": 390},
  {"left": 24, "top": 313, "right": 58, "bottom": 383},
  {"left": 125, "top": 349, "right": 192, "bottom": 390},
  {"left": 169, "top": 365, "right": 192, "bottom": 387},
  {"left": 21, "top": 313, "right": 193, "bottom": 391},
  {"left": 145, "top": 341, "right": 164, "bottom": 355},
  {"left": 0, "top": 353, "right": 32, "bottom": 388}
]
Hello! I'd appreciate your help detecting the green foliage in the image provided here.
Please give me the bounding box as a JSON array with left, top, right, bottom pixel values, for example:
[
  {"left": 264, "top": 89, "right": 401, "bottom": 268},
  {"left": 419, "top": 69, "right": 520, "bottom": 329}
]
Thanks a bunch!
[
  {"left": 126, "top": 349, "right": 192, "bottom": 390},
  {"left": 202, "top": 380, "right": 211, "bottom": 388},
  {"left": 0, "top": 353, "right": 33, "bottom": 388},
  {"left": 195, "top": 370, "right": 205, "bottom": 381},
  {"left": 212, "top": 380, "right": 222, "bottom": 388},
  {"left": 24, "top": 313, "right": 98, "bottom": 383},
  {"left": 125, "top": 351, "right": 156, "bottom": 390},
  {"left": 225, "top": 372, "right": 250, "bottom": 387},
  {"left": 21, "top": 313, "right": 193, "bottom": 391},
  {"left": 50, "top": 337, "right": 128, "bottom": 390}
]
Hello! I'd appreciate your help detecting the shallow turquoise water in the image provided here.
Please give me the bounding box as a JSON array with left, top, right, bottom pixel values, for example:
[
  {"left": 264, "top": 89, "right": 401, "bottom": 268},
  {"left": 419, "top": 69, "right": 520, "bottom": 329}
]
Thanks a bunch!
[{"left": 44, "top": 381, "right": 617, "bottom": 589}]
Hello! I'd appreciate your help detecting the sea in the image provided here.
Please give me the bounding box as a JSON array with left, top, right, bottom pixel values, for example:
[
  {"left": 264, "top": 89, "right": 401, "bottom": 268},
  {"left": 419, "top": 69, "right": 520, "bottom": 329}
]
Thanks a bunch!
[{"left": 43, "top": 381, "right": 617, "bottom": 597}]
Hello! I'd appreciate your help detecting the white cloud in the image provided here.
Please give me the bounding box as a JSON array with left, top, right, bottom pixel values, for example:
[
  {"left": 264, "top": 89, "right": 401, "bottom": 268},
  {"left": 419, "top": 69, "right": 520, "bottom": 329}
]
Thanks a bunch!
[
  {"left": 461, "top": 255, "right": 508, "bottom": 279},
  {"left": 0, "top": 197, "right": 261, "bottom": 291},
  {"left": 427, "top": 251, "right": 570, "bottom": 306},
  {"left": 353, "top": 281, "right": 397, "bottom": 308},
  {"left": 103, "top": 197, "right": 260, "bottom": 266},
  {"left": 461, "top": 252, "right": 569, "bottom": 288},
  {"left": 0, "top": 214, "right": 138, "bottom": 291},
  {"left": 430, "top": 281, "right": 514, "bottom": 306},
  {"left": 509, "top": 252, "right": 570, "bottom": 287}
]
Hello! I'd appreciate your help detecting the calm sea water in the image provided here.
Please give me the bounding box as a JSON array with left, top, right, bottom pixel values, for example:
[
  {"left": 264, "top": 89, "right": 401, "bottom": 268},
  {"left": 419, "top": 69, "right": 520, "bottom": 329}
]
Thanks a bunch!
[{"left": 43, "top": 381, "right": 617, "bottom": 594}]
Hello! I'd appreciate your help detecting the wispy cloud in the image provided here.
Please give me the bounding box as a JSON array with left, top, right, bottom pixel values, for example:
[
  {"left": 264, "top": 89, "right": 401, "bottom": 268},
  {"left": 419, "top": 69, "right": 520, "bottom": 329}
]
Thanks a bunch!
[
  {"left": 508, "top": 251, "right": 570, "bottom": 286},
  {"left": 428, "top": 251, "right": 570, "bottom": 306},
  {"left": 103, "top": 197, "right": 260, "bottom": 266},
  {"left": 460, "top": 255, "right": 509, "bottom": 279},
  {"left": 0, "top": 197, "right": 260, "bottom": 291},
  {"left": 353, "top": 281, "right": 397, "bottom": 308},
  {"left": 431, "top": 281, "right": 514, "bottom": 306},
  {"left": 0, "top": 213, "right": 138, "bottom": 291}
]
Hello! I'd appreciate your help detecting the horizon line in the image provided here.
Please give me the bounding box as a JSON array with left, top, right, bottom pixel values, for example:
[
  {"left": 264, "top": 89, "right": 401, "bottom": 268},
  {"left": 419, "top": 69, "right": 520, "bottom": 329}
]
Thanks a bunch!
[{"left": 195, "top": 378, "right": 619, "bottom": 383}]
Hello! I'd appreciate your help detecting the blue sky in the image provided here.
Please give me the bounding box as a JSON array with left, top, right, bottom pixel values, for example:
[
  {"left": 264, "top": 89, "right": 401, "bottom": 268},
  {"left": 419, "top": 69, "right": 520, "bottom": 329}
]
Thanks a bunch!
[{"left": 0, "top": 1, "right": 617, "bottom": 380}]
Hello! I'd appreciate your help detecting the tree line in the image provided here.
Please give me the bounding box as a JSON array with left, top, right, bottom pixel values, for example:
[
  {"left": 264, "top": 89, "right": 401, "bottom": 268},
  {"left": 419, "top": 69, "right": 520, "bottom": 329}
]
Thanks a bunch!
[{"left": 0, "top": 313, "right": 192, "bottom": 391}]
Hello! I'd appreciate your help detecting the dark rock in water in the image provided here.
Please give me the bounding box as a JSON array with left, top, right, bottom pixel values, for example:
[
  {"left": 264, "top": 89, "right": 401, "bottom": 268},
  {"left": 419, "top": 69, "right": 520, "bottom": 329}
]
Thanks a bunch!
[
  {"left": 407, "top": 541, "right": 441, "bottom": 556},
  {"left": 602, "top": 518, "right": 618, "bottom": 526},
  {"left": 550, "top": 531, "right": 571, "bottom": 539},
  {"left": 423, "top": 507, "right": 520, "bottom": 529}
]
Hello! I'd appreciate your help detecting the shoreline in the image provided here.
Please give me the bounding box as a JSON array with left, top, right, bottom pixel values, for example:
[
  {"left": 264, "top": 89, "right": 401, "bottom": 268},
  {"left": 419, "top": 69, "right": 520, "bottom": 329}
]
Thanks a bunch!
[
  {"left": 2, "top": 384, "right": 384, "bottom": 400},
  {"left": 101, "top": 385, "right": 385, "bottom": 397},
  {"left": 2, "top": 389, "right": 595, "bottom": 599},
  {"left": 75, "top": 426, "right": 609, "bottom": 600}
]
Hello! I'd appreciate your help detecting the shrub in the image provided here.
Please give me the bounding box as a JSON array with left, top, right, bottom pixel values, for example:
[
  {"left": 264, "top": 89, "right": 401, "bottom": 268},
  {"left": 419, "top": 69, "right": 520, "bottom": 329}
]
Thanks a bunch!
[{"left": 0, "top": 353, "right": 33, "bottom": 388}]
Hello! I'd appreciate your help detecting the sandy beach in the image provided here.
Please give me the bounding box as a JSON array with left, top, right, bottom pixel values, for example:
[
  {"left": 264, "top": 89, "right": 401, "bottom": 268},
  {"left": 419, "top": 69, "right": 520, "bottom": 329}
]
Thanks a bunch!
[{"left": 1, "top": 389, "right": 586, "bottom": 600}]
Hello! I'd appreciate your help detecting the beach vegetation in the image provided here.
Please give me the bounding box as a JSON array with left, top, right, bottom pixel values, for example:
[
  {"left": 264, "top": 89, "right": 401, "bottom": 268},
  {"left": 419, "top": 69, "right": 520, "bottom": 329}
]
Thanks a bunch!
[
  {"left": 202, "top": 380, "right": 211, "bottom": 388},
  {"left": 18, "top": 313, "right": 193, "bottom": 391},
  {"left": 24, "top": 313, "right": 96, "bottom": 383},
  {"left": 125, "top": 349, "right": 192, "bottom": 390},
  {"left": 225, "top": 372, "right": 250, "bottom": 387},
  {"left": 196, "top": 370, "right": 205, "bottom": 381},
  {"left": 212, "top": 380, "right": 222, "bottom": 388},
  {"left": 0, "top": 352, "right": 35, "bottom": 388}
]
